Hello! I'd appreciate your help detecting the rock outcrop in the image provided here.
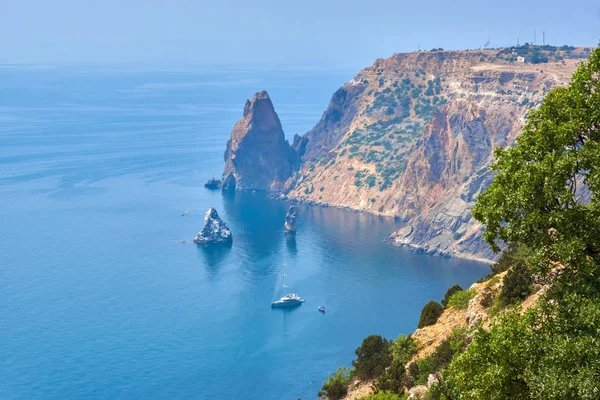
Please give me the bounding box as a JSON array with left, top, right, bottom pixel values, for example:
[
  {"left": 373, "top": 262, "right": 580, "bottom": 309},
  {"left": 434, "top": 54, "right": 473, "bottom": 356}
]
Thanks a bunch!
[
  {"left": 194, "top": 208, "right": 233, "bottom": 245},
  {"left": 217, "top": 48, "right": 589, "bottom": 261},
  {"left": 281, "top": 47, "right": 587, "bottom": 262},
  {"left": 222, "top": 91, "right": 299, "bottom": 192},
  {"left": 284, "top": 206, "right": 298, "bottom": 233},
  {"left": 204, "top": 177, "right": 221, "bottom": 190}
]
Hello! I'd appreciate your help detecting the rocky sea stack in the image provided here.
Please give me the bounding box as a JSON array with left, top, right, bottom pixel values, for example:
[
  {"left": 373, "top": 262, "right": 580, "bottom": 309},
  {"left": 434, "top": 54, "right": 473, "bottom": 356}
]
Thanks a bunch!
[
  {"left": 284, "top": 206, "right": 298, "bottom": 233},
  {"left": 194, "top": 208, "right": 233, "bottom": 245},
  {"left": 204, "top": 177, "right": 221, "bottom": 190},
  {"left": 222, "top": 91, "right": 298, "bottom": 192}
]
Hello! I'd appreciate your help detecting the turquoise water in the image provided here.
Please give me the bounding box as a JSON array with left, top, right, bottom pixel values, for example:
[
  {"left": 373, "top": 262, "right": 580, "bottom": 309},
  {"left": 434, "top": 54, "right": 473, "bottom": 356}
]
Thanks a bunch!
[{"left": 0, "top": 65, "right": 489, "bottom": 399}]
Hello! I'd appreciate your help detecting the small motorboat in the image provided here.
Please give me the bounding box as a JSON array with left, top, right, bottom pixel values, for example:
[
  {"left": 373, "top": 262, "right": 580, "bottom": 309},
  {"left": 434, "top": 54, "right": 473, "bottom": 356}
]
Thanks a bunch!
[{"left": 318, "top": 306, "right": 326, "bottom": 313}]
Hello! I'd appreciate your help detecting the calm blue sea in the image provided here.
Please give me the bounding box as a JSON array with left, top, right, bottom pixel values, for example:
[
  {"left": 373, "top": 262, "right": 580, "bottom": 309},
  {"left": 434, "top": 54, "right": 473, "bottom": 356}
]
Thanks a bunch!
[{"left": 0, "top": 64, "right": 489, "bottom": 400}]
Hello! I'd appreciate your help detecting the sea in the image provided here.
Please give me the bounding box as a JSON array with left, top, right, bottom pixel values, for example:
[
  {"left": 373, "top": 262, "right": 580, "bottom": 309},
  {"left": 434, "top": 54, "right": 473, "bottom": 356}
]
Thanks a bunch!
[{"left": 0, "top": 63, "right": 489, "bottom": 400}]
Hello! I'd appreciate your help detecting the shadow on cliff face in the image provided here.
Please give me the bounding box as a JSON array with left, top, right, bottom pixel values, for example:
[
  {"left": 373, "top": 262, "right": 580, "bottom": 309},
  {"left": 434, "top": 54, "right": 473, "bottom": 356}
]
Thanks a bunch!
[{"left": 197, "top": 243, "right": 232, "bottom": 274}]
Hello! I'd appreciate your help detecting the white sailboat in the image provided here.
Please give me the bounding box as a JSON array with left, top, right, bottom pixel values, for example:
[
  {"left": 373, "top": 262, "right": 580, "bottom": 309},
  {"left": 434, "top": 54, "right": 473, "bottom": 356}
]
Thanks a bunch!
[{"left": 271, "top": 262, "right": 304, "bottom": 308}]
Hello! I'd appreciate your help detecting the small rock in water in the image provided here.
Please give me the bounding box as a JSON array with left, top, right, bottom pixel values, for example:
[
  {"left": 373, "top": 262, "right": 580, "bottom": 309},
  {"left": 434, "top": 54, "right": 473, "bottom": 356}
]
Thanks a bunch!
[
  {"left": 204, "top": 177, "right": 222, "bottom": 190},
  {"left": 284, "top": 206, "right": 298, "bottom": 233},
  {"left": 194, "top": 208, "right": 233, "bottom": 245}
]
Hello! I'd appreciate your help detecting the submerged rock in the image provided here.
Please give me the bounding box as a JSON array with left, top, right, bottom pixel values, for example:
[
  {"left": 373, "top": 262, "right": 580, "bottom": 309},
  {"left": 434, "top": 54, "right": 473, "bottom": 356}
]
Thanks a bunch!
[
  {"left": 204, "top": 177, "right": 221, "bottom": 190},
  {"left": 284, "top": 206, "right": 298, "bottom": 233},
  {"left": 194, "top": 208, "right": 233, "bottom": 245}
]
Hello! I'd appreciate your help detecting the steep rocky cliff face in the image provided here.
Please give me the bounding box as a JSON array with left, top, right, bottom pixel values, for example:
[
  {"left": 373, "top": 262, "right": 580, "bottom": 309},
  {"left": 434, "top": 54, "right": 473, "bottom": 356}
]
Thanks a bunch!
[
  {"left": 221, "top": 47, "right": 588, "bottom": 261},
  {"left": 222, "top": 91, "right": 298, "bottom": 191},
  {"left": 282, "top": 48, "right": 585, "bottom": 262}
]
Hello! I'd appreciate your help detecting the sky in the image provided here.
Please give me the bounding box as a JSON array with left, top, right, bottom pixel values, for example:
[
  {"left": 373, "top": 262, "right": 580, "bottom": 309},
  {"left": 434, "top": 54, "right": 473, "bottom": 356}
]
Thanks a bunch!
[{"left": 1, "top": 0, "right": 599, "bottom": 68}]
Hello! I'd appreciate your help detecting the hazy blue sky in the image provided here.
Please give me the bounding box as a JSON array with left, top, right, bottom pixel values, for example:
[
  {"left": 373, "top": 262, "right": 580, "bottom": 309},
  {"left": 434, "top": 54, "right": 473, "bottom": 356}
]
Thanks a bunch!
[{"left": 2, "top": 0, "right": 599, "bottom": 67}]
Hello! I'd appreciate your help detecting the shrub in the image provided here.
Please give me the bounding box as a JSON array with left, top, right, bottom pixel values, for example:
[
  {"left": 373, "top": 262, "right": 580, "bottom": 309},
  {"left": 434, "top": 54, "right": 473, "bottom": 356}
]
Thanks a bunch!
[
  {"left": 444, "top": 295, "right": 600, "bottom": 399},
  {"left": 446, "top": 289, "right": 475, "bottom": 309},
  {"left": 409, "top": 355, "right": 436, "bottom": 385},
  {"left": 374, "top": 358, "right": 406, "bottom": 395},
  {"left": 406, "top": 361, "right": 420, "bottom": 388},
  {"left": 318, "top": 367, "right": 352, "bottom": 400},
  {"left": 441, "top": 284, "right": 463, "bottom": 308},
  {"left": 352, "top": 335, "right": 392, "bottom": 380},
  {"left": 499, "top": 261, "right": 533, "bottom": 306},
  {"left": 363, "top": 391, "right": 404, "bottom": 400},
  {"left": 418, "top": 301, "right": 444, "bottom": 328},
  {"left": 390, "top": 334, "right": 418, "bottom": 364},
  {"left": 407, "top": 327, "right": 470, "bottom": 386},
  {"left": 366, "top": 175, "right": 376, "bottom": 187}
]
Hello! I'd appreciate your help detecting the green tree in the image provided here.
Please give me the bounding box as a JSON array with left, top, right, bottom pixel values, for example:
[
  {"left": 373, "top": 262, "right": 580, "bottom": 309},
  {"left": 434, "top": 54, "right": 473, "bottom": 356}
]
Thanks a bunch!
[
  {"left": 389, "top": 334, "right": 417, "bottom": 364},
  {"left": 362, "top": 391, "right": 404, "bottom": 400},
  {"left": 352, "top": 335, "right": 392, "bottom": 380},
  {"left": 499, "top": 261, "right": 533, "bottom": 306},
  {"left": 444, "top": 294, "right": 600, "bottom": 399},
  {"left": 446, "top": 289, "right": 475, "bottom": 309},
  {"left": 319, "top": 367, "right": 352, "bottom": 400},
  {"left": 374, "top": 358, "right": 406, "bottom": 395},
  {"left": 472, "top": 44, "right": 600, "bottom": 298},
  {"left": 418, "top": 301, "right": 444, "bottom": 328},
  {"left": 489, "top": 243, "right": 533, "bottom": 276},
  {"left": 441, "top": 284, "right": 463, "bottom": 308}
]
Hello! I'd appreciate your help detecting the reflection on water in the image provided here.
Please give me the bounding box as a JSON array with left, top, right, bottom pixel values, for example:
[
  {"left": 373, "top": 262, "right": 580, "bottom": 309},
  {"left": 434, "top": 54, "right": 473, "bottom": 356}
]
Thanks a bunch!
[
  {"left": 197, "top": 243, "right": 232, "bottom": 272},
  {"left": 285, "top": 233, "right": 297, "bottom": 255}
]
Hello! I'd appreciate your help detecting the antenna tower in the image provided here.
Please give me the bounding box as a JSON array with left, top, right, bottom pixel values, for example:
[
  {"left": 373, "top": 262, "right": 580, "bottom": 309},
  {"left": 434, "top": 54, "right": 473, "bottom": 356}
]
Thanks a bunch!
[{"left": 543, "top": 31, "right": 545, "bottom": 46}]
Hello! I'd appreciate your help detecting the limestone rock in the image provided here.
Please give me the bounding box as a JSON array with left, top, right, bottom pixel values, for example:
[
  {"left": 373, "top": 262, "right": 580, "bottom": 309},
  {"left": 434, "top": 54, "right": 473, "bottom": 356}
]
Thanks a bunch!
[
  {"left": 284, "top": 206, "right": 298, "bottom": 233},
  {"left": 222, "top": 91, "right": 299, "bottom": 192},
  {"left": 408, "top": 385, "right": 428, "bottom": 399},
  {"left": 204, "top": 177, "right": 221, "bottom": 190},
  {"left": 194, "top": 208, "right": 232, "bottom": 245},
  {"left": 280, "top": 49, "right": 583, "bottom": 262}
]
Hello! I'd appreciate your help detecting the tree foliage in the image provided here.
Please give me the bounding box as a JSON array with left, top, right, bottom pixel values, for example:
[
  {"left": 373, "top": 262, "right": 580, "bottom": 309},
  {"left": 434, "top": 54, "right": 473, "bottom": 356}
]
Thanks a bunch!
[
  {"left": 441, "top": 284, "right": 463, "bottom": 308},
  {"left": 446, "top": 289, "right": 475, "bottom": 309},
  {"left": 444, "top": 294, "right": 600, "bottom": 399},
  {"left": 418, "top": 301, "right": 444, "bottom": 328},
  {"left": 390, "top": 334, "right": 417, "bottom": 364},
  {"left": 374, "top": 358, "right": 406, "bottom": 395},
  {"left": 499, "top": 261, "right": 533, "bottom": 306},
  {"left": 362, "top": 391, "right": 405, "bottom": 400},
  {"left": 352, "top": 335, "right": 392, "bottom": 380},
  {"left": 407, "top": 327, "right": 470, "bottom": 386},
  {"left": 473, "top": 44, "right": 600, "bottom": 298},
  {"left": 318, "top": 367, "right": 352, "bottom": 400}
]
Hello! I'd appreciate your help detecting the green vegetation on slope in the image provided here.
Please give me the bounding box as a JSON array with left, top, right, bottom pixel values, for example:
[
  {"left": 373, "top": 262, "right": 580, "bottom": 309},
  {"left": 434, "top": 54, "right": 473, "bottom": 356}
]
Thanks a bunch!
[
  {"left": 318, "top": 44, "right": 600, "bottom": 400},
  {"left": 417, "top": 301, "right": 444, "bottom": 328}
]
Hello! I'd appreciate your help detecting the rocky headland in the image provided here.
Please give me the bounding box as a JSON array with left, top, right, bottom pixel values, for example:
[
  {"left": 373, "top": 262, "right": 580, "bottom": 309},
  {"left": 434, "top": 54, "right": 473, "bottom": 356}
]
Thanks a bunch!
[
  {"left": 194, "top": 207, "right": 233, "bottom": 245},
  {"left": 221, "top": 46, "right": 590, "bottom": 262}
]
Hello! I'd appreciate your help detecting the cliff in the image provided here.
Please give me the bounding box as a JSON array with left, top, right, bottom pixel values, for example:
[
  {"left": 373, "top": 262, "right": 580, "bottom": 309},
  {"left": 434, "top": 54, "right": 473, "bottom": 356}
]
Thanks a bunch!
[
  {"left": 222, "top": 91, "right": 298, "bottom": 191},
  {"left": 283, "top": 47, "right": 588, "bottom": 262}
]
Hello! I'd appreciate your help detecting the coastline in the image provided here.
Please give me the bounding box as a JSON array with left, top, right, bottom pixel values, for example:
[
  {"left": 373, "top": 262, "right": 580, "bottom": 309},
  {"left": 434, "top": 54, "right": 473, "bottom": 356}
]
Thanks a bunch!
[{"left": 271, "top": 191, "right": 496, "bottom": 264}]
